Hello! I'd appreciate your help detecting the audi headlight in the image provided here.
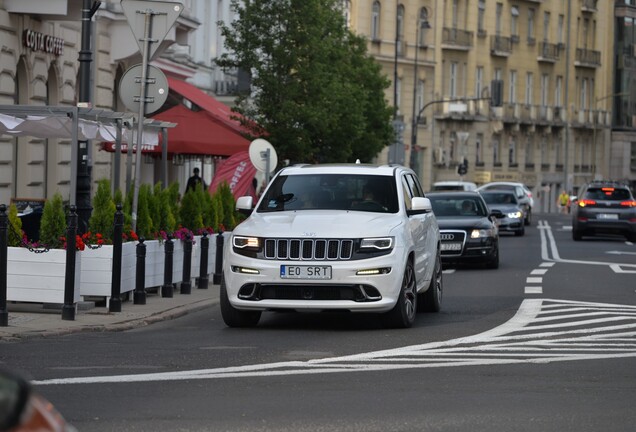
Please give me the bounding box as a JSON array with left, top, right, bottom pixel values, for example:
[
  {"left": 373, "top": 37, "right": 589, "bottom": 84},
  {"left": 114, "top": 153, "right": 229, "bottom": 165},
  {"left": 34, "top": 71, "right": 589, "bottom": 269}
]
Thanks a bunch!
[
  {"left": 233, "top": 235, "right": 260, "bottom": 250},
  {"left": 470, "top": 229, "right": 495, "bottom": 239},
  {"left": 507, "top": 211, "right": 522, "bottom": 219},
  {"left": 360, "top": 237, "right": 394, "bottom": 250}
]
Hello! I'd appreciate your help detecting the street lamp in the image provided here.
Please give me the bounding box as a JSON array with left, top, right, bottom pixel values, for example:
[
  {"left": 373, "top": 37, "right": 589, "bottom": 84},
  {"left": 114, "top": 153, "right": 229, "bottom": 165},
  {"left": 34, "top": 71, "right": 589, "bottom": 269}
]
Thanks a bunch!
[
  {"left": 409, "top": 10, "right": 431, "bottom": 173},
  {"left": 592, "top": 92, "right": 626, "bottom": 178}
]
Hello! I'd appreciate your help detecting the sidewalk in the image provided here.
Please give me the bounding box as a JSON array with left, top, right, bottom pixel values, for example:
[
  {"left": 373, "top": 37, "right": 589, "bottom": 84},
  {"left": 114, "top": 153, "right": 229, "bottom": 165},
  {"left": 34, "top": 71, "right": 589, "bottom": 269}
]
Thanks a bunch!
[{"left": 0, "top": 284, "right": 220, "bottom": 341}]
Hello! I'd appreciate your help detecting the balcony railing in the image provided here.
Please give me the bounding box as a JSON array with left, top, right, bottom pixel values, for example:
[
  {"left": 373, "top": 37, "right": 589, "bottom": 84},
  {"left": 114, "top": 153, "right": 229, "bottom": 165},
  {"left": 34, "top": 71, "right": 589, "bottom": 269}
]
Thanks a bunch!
[
  {"left": 442, "top": 28, "right": 474, "bottom": 50},
  {"left": 538, "top": 42, "right": 559, "bottom": 62},
  {"left": 490, "top": 35, "right": 512, "bottom": 56},
  {"left": 575, "top": 48, "right": 601, "bottom": 67},
  {"left": 581, "top": 0, "right": 598, "bottom": 12}
]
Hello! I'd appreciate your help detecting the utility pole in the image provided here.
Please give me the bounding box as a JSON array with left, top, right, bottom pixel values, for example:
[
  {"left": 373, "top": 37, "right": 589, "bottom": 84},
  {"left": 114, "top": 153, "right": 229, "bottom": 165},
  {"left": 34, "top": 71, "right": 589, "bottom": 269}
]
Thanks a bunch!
[{"left": 76, "top": 0, "right": 102, "bottom": 234}]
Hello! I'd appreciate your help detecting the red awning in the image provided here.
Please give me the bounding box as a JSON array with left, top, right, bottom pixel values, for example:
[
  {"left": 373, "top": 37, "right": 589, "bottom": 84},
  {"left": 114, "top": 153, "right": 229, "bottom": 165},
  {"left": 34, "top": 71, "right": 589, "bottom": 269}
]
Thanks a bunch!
[{"left": 102, "top": 77, "right": 252, "bottom": 156}]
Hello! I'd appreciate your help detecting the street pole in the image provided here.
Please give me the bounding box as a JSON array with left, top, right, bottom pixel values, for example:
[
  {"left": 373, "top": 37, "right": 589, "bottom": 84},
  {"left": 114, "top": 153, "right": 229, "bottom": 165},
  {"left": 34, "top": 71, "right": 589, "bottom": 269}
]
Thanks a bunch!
[
  {"left": 563, "top": 0, "right": 572, "bottom": 193},
  {"left": 410, "top": 16, "right": 430, "bottom": 174},
  {"left": 76, "top": 0, "right": 102, "bottom": 234}
]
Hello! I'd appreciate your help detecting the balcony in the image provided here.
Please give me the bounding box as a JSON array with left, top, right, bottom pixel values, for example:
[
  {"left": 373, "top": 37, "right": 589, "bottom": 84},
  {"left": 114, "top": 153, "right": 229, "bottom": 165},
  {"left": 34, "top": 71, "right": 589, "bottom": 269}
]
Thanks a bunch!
[
  {"left": 575, "top": 48, "right": 601, "bottom": 68},
  {"left": 490, "top": 35, "right": 512, "bottom": 57},
  {"left": 581, "top": 0, "right": 598, "bottom": 13},
  {"left": 442, "top": 28, "right": 474, "bottom": 51},
  {"left": 538, "top": 42, "right": 559, "bottom": 63}
]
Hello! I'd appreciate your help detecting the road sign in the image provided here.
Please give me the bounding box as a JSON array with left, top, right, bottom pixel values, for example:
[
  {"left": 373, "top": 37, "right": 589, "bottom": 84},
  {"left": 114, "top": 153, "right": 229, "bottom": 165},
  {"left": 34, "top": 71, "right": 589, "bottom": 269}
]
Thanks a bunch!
[
  {"left": 119, "top": 64, "right": 169, "bottom": 114},
  {"left": 121, "top": 0, "right": 183, "bottom": 61}
]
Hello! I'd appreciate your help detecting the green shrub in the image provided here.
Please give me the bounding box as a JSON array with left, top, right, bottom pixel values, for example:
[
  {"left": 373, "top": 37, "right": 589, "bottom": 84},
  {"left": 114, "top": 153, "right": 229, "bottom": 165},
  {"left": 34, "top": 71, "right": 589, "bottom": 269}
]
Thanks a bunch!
[
  {"left": 7, "top": 203, "right": 24, "bottom": 247},
  {"left": 39, "top": 193, "right": 66, "bottom": 249},
  {"left": 179, "top": 185, "right": 203, "bottom": 231},
  {"left": 136, "top": 184, "right": 154, "bottom": 238},
  {"left": 167, "top": 182, "right": 181, "bottom": 227},
  {"left": 217, "top": 182, "right": 237, "bottom": 230},
  {"left": 211, "top": 192, "right": 223, "bottom": 232},
  {"left": 88, "top": 179, "right": 116, "bottom": 241}
]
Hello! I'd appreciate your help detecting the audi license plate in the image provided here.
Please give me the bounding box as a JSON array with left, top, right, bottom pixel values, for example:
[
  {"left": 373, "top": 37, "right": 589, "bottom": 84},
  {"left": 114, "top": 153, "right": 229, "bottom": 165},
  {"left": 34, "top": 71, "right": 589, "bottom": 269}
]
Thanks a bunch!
[
  {"left": 441, "top": 243, "right": 462, "bottom": 251},
  {"left": 280, "top": 265, "right": 332, "bottom": 279},
  {"left": 597, "top": 213, "right": 618, "bottom": 220}
]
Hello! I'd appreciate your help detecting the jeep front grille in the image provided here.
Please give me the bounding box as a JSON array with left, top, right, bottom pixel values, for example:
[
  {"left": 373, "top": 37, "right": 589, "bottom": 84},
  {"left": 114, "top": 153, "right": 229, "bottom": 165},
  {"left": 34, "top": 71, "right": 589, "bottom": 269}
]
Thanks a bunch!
[{"left": 264, "top": 238, "right": 354, "bottom": 260}]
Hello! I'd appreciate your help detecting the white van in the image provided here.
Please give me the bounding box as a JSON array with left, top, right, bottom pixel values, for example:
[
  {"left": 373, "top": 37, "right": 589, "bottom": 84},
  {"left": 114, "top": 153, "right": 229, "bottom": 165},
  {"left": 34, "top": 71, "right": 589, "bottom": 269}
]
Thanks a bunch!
[{"left": 431, "top": 181, "right": 478, "bottom": 192}]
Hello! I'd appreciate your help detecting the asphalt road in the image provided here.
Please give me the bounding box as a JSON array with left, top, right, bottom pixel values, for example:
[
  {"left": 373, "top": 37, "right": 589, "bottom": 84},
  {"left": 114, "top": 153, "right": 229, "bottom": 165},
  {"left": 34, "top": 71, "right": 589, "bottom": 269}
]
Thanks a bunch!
[{"left": 2, "top": 213, "right": 635, "bottom": 431}]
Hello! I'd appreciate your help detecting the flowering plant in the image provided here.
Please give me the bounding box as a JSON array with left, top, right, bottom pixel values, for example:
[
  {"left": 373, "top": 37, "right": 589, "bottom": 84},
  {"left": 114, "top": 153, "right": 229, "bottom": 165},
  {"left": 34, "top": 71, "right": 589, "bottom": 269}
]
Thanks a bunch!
[
  {"left": 172, "top": 226, "right": 194, "bottom": 242},
  {"left": 60, "top": 234, "right": 86, "bottom": 251},
  {"left": 81, "top": 231, "right": 107, "bottom": 249},
  {"left": 122, "top": 230, "right": 139, "bottom": 242}
]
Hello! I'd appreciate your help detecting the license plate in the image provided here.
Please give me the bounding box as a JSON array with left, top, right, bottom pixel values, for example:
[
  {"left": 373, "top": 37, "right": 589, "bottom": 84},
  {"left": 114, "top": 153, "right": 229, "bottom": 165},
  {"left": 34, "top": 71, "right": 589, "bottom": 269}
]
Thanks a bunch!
[
  {"left": 597, "top": 213, "right": 618, "bottom": 220},
  {"left": 441, "top": 242, "right": 462, "bottom": 251},
  {"left": 280, "top": 265, "right": 332, "bottom": 279}
]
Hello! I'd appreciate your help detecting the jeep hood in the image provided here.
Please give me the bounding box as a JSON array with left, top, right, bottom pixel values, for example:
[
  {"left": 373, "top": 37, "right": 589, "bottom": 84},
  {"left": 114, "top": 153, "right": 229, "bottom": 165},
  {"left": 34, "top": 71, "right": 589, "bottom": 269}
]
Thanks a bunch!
[{"left": 234, "top": 211, "right": 401, "bottom": 238}]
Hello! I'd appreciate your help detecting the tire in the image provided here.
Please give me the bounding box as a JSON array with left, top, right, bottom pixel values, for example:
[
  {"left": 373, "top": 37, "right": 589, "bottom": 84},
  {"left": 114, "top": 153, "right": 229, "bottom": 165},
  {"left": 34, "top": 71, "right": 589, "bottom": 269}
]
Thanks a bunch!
[
  {"left": 627, "top": 233, "right": 636, "bottom": 243},
  {"left": 419, "top": 251, "right": 443, "bottom": 313},
  {"left": 486, "top": 246, "right": 499, "bottom": 269},
  {"left": 383, "top": 259, "right": 418, "bottom": 328},
  {"left": 572, "top": 229, "right": 583, "bottom": 241},
  {"left": 220, "top": 275, "right": 261, "bottom": 327}
]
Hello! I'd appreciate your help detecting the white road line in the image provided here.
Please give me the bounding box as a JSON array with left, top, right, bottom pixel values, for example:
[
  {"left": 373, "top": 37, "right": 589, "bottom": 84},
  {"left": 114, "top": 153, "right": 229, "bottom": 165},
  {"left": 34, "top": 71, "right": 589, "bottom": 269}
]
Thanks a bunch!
[
  {"left": 32, "top": 299, "right": 636, "bottom": 386},
  {"left": 539, "top": 262, "right": 555, "bottom": 267},
  {"left": 531, "top": 269, "right": 548, "bottom": 275},
  {"left": 525, "top": 286, "right": 542, "bottom": 294},
  {"left": 526, "top": 277, "right": 543, "bottom": 284}
]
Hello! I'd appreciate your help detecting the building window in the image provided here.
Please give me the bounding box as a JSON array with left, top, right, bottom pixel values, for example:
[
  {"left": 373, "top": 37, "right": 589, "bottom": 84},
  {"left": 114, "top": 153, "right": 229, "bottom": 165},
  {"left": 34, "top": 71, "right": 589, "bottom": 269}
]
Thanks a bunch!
[
  {"left": 509, "top": 140, "right": 517, "bottom": 166},
  {"left": 541, "top": 74, "right": 549, "bottom": 106},
  {"left": 476, "top": 134, "right": 484, "bottom": 165},
  {"left": 397, "top": 4, "right": 404, "bottom": 41},
  {"left": 371, "top": 1, "right": 381, "bottom": 40},
  {"left": 417, "top": 80, "right": 425, "bottom": 113},
  {"left": 555, "top": 76, "right": 563, "bottom": 107},
  {"left": 496, "top": 3, "right": 503, "bottom": 35},
  {"left": 342, "top": 0, "right": 351, "bottom": 28},
  {"left": 543, "top": 11, "right": 550, "bottom": 42},
  {"left": 528, "top": 8, "right": 535, "bottom": 42},
  {"left": 511, "top": 6, "right": 519, "bottom": 38},
  {"left": 478, "top": 1, "right": 485, "bottom": 34},
  {"left": 525, "top": 136, "right": 534, "bottom": 166},
  {"left": 450, "top": 62, "right": 458, "bottom": 98},
  {"left": 540, "top": 137, "right": 548, "bottom": 166},
  {"left": 525, "top": 72, "right": 534, "bottom": 105},
  {"left": 509, "top": 70, "right": 517, "bottom": 104},
  {"left": 493, "top": 139, "right": 501, "bottom": 165},
  {"left": 558, "top": 15, "right": 564, "bottom": 45},
  {"left": 419, "top": 8, "right": 429, "bottom": 46},
  {"left": 630, "top": 142, "right": 636, "bottom": 171},
  {"left": 452, "top": 0, "right": 459, "bottom": 28},
  {"left": 475, "top": 66, "right": 484, "bottom": 97}
]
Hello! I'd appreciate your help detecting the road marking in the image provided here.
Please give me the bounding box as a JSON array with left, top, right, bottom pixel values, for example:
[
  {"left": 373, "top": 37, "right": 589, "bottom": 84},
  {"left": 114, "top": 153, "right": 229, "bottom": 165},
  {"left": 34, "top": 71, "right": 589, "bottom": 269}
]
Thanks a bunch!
[
  {"left": 606, "top": 251, "right": 636, "bottom": 256},
  {"left": 531, "top": 269, "right": 548, "bottom": 275},
  {"left": 525, "top": 286, "right": 542, "bottom": 294},
  {"left": 526, "top": 277, "right": 543, "bottom": 284},
  {"left": 32, "top": 299, "right": 636, "bottom": 385},
  {"left": 540, "top": 262, "right": 555, "bottom": 268}
]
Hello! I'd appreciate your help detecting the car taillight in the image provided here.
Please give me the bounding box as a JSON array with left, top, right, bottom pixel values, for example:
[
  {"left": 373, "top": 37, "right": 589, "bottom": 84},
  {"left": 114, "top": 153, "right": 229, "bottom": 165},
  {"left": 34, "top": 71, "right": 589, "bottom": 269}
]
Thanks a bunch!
[
  {"left": 620, "top": 200, "right": 636, "bottom": 207},
  {"left": 578, "top": 199, "right": 596, "bottom": 207}
]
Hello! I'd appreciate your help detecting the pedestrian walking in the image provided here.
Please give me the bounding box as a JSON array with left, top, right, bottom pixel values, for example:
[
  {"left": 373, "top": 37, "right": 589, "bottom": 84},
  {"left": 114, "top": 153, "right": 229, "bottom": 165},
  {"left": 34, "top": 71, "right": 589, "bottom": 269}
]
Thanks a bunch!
[
  {"left": 186, "top": 167, "right": 206, "bottom": 194},
  {"left": 557, "top": 190, "right": 570, "bottom": 214}
]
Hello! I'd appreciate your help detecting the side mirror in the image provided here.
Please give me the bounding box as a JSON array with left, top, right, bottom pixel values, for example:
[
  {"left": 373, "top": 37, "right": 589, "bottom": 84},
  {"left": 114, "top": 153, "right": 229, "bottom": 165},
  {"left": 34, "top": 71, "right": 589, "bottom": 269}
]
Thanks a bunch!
[
  {"left": 410, "top": 197, "right": 433, "bottom": 214},
  {"left": 236, "top": 196, "right": 254, "bottom": 216},
  {"left": 490, "top": 209, "right": 505, "bottom": 219},
  {"left": 0, "top": 369, "right": 31, "bottom": 431}
]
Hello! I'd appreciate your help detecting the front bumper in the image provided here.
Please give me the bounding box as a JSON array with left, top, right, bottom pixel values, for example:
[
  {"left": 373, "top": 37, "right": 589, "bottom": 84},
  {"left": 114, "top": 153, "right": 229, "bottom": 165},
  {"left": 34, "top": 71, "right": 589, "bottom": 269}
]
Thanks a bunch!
[
  {"left": 497, "top": 217, "right": 524, "bottom": 233},
  {"left": 224, "top": 250, "right": 406, "bottom": 313}
]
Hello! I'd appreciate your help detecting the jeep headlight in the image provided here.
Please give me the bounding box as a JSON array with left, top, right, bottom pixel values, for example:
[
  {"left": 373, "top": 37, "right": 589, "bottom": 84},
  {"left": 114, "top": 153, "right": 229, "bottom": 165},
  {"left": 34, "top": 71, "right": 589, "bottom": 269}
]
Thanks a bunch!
[
  {"left": 507, "top": 211, "right": 522, "bottom": 219},
  {"left": 360, "top": 237, "right": 394, "bottom": 250},
  {"left": 233, "top": 235, "right": 260, "bottom": 250},
  {"left": 470, "top": 229, "right": 495, "bottom": 239}
]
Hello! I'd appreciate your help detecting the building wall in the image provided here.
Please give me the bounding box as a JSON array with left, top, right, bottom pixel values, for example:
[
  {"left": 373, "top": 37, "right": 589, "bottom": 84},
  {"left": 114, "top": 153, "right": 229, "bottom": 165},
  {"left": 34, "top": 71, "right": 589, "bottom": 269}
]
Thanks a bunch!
[{"left": 348, "top": 0, "right": 618, "bottom": 209}]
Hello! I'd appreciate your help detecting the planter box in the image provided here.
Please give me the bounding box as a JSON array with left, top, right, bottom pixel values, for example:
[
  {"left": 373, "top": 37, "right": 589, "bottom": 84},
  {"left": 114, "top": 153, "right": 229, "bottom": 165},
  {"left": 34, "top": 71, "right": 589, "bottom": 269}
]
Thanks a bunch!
[
  {"left": 144, "top": 239, "right": 165, "bottom": 289},
  {"left": 80, "top": 242, "right": 136, "bottom": 304},
  {"left": 7, "top": 247, "right": 82, "bottom": 305}
]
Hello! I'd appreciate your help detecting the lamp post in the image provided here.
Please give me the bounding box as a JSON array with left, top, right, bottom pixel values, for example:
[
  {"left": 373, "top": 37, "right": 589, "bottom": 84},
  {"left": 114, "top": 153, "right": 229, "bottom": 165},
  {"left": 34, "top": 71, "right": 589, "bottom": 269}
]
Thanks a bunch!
[
  {"left": 409, "top": 14, "right": 431, "bottom": 174},
  {"left": 592, "top": 92, "right": 626, "bottom": 178},
  {"left": 76, "top": 0, "right": 102, "bottom": 234}
]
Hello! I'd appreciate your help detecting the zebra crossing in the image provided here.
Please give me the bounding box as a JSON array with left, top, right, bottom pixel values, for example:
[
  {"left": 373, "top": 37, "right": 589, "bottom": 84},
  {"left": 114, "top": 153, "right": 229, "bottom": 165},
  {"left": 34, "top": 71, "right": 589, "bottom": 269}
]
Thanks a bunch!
[{"left": 34, "top": 298, "right": 636, "bottom": 385}]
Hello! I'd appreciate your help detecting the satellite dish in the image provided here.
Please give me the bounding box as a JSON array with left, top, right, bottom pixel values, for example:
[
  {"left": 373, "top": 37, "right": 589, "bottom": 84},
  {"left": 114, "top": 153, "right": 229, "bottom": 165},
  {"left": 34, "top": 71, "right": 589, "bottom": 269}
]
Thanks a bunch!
[{"left": 249, "top": 138, "right": 278, "bottom": 174}]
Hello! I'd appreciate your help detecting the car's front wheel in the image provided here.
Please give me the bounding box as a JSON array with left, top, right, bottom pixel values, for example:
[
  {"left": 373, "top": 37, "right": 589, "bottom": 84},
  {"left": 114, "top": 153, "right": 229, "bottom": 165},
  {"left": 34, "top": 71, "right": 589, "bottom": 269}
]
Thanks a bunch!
[
  {"left": 383, "top": 259, "right": 417, "bottom": 328},
  {"left": 419, "top": 251, "right": 443, "bottom": 312},
  {"left": 220, "top": 275, "right": 261, "bottom": 327}
]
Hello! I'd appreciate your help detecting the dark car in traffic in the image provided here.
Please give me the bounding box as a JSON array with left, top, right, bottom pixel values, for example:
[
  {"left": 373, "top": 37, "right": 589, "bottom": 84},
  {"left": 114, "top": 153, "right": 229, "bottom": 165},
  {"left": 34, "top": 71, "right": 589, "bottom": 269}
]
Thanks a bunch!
[
  {"left": 571, "top": 181, "right": 636, "bottom": 242},
  {"left": 427, "top": 192, "right": 501, "bottom": 269},
  {"left": 479, "top": 190, "right": 526, "bottom": 236}
]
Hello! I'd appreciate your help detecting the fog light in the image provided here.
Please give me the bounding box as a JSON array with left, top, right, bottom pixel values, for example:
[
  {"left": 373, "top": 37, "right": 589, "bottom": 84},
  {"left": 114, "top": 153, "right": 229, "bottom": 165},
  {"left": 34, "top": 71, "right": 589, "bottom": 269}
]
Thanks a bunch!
[
  {"left": 356, "top": 267, "right": 391, "bottom": 276},
  {"left": 231, "top": 266, "right": 260, "bottom": 275}
]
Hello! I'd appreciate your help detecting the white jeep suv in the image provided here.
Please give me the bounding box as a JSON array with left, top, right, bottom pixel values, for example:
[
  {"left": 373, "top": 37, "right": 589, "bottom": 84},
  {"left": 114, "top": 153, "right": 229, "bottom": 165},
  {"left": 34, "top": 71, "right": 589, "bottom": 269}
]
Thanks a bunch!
[{"left": 221, "top": 164, "right": 443, "bottom": 328}]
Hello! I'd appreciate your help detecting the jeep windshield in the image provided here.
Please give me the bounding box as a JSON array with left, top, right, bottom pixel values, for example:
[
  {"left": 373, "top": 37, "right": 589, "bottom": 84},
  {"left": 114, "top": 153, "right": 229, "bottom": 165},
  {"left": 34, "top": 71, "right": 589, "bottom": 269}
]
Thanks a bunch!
[{"left": 257, "top": 174, "right": 399, "bottom": 213}]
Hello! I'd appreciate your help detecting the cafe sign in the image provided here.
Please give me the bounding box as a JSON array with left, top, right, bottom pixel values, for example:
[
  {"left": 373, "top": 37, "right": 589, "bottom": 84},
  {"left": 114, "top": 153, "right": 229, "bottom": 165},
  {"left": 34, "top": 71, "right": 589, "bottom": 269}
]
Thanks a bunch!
[{"left": 23, "top": 29, "right": 64, "bottom": 56}]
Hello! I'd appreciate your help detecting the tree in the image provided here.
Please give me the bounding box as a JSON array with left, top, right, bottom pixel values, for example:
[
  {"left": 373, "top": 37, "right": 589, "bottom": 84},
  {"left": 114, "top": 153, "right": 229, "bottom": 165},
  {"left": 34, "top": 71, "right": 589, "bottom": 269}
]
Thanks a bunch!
[
  {"left": 216, "top": 0, "right": 393, "bottom": 164},
  {"left": 88, "top": 179, "right": 116, "bottom": 241},
  {"left": 39, "top": 193, "right": 66, "bottom": 249}
]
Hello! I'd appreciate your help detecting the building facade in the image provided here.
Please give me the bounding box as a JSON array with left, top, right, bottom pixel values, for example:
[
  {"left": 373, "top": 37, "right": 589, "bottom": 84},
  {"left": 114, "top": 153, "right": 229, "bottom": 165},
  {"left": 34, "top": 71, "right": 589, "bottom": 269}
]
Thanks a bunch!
[{"left": 348, "top": 0, "right": 624, "bottom": 212}]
